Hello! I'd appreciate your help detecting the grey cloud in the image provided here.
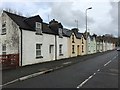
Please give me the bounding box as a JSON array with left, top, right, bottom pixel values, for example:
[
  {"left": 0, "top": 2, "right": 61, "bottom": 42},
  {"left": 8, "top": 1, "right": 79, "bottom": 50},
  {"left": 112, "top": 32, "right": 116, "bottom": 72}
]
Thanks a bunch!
[
  {"left": 96, "top": 2, "right": 118, "bottom": 37},
  {"left": 47, "top": 2, "right": 94, "bottom": 29}
]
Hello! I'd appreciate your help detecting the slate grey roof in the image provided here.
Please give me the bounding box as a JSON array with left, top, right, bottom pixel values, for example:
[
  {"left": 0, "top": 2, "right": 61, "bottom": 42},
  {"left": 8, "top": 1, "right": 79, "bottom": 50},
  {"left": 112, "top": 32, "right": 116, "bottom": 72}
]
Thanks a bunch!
[
  {"left": 4, "top": 11, "right": 57, "bottom": 35},
  {"left": 71, "top": 28, "right": 83, "bottom": 39},
  {"left": 63, "top": 28, "right": 72, "bottom": 37}
]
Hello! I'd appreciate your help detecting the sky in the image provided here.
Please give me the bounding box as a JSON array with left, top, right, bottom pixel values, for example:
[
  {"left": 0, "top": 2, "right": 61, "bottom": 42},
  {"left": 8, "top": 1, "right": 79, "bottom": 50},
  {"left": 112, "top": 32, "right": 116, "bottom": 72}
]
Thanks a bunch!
[{"left": 0, "top": 0, "right": 119, "bottom": 37}]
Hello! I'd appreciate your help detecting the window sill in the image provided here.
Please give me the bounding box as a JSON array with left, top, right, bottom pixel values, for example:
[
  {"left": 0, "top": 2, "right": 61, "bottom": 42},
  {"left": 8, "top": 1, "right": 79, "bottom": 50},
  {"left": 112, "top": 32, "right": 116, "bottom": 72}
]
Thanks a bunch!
[
  {"left": 36, "top": 56, "right": 43, "bottom": 59},
  {"left": 1, "top": 33, "right": 6, "bottom": 35},
  {"left": 59, "top": 54, "right": 63, "bottom": 56}
]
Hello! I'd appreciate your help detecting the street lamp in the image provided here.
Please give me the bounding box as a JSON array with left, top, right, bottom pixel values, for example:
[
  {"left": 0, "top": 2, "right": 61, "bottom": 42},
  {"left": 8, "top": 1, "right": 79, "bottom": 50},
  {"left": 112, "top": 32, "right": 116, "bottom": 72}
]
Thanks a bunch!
[{"left": 85, "top": 7, "right": 92, "bottom": 54}]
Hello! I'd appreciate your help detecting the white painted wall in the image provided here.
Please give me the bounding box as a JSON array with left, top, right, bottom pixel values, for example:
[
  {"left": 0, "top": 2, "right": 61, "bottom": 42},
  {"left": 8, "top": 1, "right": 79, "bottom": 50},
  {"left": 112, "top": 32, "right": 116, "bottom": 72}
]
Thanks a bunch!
[
  {"left": 22, "top": 30, "right": 55, "bottom": 66},
  {"left": 56, "top": 36, "right": 69, "bottom": 60},
  {"left": 87, "top": 36, "right": 91, "bottom": 54}
]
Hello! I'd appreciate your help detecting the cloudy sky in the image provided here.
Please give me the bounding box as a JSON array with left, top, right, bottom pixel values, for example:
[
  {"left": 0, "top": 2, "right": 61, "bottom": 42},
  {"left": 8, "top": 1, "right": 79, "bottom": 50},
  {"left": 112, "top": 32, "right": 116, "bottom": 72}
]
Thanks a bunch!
[{"left": 0, "top": 0, "right": 119, "bottom": 37}]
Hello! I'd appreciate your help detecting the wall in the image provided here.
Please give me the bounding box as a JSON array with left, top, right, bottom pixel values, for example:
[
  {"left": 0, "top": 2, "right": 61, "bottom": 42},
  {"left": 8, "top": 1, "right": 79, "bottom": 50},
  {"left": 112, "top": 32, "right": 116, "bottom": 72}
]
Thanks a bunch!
[
  {"left": 80, "top": 35, "right": 86, "bottom": 55},
  {"left": 56, "top": 36, "right": 69, "bottom": 60},
  {"left": 69, "top": 33, "right": 81, "bottom": 57},
  {"left": 0, "top": 12, "right": 19, "bottom": 55},
  {"left": 87, "top": 36, "right": 91, "bottom": 54},
  {"left": 22, "top": 30, "right": 55, "bottom": 66}
]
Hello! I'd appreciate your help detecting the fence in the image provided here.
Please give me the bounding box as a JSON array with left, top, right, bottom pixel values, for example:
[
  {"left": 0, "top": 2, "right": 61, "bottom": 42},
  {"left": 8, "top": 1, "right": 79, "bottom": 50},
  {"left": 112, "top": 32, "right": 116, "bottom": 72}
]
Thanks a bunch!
[{"left": 0, "top": 54, "right": 19, "bottom": 69}]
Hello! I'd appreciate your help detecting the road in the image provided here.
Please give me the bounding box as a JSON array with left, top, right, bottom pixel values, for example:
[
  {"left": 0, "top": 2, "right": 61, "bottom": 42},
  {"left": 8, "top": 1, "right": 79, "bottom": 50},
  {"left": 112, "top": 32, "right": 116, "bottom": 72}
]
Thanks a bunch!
[{"left": 3, "top": 50, "right": 118, "bottom": 88}]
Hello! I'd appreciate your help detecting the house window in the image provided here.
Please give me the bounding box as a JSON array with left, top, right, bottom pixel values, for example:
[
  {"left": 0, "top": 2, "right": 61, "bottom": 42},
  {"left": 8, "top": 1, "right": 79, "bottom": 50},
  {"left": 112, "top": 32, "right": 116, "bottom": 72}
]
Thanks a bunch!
[
  {"left": 72, "top": 34, "right": 74, "bottom": 43},
  {"left": 49, "top": 45, "right": 54, "bottom": 54},
  {"left": 36, "top": 44, "right": 43, "bottom": 58},
  {"left": 82, "top": 45, "right": 84, "bottom": 52},
  {"left": 2, "top": 44, "right": 6, "bottom": 55},
  {"left": 36, "top": 22, "right": 42, "bottom": 35},
  {"left": 72, "top": 45, "right": 75, "bottom": 54},
  {"left": 59, "top": 28, "right": 63, "bottom": 38},
  {"left": 2, "top": 22, "right": 6, "bottom": 35},
  {"left": 82, "top": 38, "right": 84, "bottom": 44},
  {"left": 59, "top": 44, "right": 63, "bottom": 56}
]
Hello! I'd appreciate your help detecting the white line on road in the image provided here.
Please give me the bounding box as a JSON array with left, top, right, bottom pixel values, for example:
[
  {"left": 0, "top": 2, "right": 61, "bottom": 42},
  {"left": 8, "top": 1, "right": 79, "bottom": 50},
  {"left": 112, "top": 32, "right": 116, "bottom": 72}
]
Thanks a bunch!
[
  {"left": 77, "top": 73, "right": 96, "bottom": 88},
  {"left": 97, "top": 69, "right": 100, "bottom": 72},
  {"left": 1, "top": 79, "right": 19, "bottom": 88},
  {"left": 104, "top": 60, "right": 111, "bottom": 66}
]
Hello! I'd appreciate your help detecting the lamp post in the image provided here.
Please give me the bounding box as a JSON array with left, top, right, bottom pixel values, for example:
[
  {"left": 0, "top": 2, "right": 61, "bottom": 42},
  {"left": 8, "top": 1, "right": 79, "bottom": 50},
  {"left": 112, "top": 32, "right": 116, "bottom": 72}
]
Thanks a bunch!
[{"left": 86, "top": 7, "right": 92, "bottom": 54}]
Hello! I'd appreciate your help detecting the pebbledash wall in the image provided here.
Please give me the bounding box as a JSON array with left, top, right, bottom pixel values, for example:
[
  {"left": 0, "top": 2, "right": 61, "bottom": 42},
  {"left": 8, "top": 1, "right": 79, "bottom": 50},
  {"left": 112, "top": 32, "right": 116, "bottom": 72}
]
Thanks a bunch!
[{"left": 0, "top": 12, "right": 20, "bottom": 57}]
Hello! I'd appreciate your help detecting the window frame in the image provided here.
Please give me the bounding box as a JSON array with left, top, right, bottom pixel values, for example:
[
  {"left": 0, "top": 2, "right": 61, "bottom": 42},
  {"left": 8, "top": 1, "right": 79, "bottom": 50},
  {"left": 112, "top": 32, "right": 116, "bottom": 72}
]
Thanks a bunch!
[
  {"left": 1, "top": 22, "right": 6, "bottom": 35},
  {"left": 2, "top": 44, "right": 6, "bottom": 55},
  {"left": 36, "top": 44, "right": 43, "bottom": 58},
  {"left": 72, "top": 34, "right": 75, "bottom": 43},
  {"left": 35, "top": 22, "right": 42, "bottom": 35},
  {"left": 72, "top": 45, "right": 75, "bottom": 54},
  {"left": 59, "top": 44, "right": 63, "bottom": 56}
]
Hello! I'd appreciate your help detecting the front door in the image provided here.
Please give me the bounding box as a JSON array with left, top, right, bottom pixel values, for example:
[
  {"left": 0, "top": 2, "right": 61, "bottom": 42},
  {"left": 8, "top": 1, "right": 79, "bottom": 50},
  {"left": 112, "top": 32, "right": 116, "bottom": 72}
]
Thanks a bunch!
[{"left": 49, "top": 45, "right": 54, "bottom": 60}]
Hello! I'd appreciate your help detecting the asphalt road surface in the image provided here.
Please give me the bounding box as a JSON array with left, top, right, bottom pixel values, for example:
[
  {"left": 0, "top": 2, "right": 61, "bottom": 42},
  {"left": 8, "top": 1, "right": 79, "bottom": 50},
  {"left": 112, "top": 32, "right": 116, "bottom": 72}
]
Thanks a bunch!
[{"left": 3, "top": 50, "right": 118, "bottom": 88}]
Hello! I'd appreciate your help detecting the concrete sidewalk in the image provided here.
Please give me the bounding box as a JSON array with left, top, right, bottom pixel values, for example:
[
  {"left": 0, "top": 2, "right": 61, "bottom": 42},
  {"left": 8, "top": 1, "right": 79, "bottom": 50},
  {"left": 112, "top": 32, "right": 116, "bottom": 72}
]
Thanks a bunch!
[{"left": 2, "top": 50, "right": 113, "bottom": 85}]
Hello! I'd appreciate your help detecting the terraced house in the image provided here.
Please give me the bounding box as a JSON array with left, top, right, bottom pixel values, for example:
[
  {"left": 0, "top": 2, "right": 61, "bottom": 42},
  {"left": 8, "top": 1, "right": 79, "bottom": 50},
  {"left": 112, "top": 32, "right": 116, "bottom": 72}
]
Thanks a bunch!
[
  {"left": 0, "top": 11, "right": 117, "bottom": 69},
  {"left": 0, "top": 11, "right": 70, "bottom": 66}
]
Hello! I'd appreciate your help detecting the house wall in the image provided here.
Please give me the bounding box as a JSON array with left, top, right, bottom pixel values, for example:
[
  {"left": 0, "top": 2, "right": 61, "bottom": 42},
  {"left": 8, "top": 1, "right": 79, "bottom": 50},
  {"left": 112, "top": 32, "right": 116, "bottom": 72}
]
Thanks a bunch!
[
  {"left": 103, "top": 41, "right": 106, "bottom": 52},
  {"left": 87, "top": 36, "right": 91, "bottom": 54},
  {"left": 56, "top": 36, "right": 69, "bottom": 60},
  {"left": 0, "top": 12, "right": 20, "bottom": 55},
  {"left": 93, "top": 38, "right": 97, "bottom": 53},
  {"left": 70, "top": 33, "right": 81, "bottom": 57},
  {"left": 80, "top": 35, "right": 86, "bottom": 55},
  {"left": 22, "top": 30, "right": 55, "bottom": 66},
  {"left": 67, "top": 37, "right": 71, "bottom": 57}
]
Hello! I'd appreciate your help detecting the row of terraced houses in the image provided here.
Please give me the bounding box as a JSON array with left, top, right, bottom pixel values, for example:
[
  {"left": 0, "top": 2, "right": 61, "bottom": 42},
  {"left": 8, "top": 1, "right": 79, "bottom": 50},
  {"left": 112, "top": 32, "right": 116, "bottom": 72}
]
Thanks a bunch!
[{"left": 0, "top": 11, "right": 117, "bottom": 68}]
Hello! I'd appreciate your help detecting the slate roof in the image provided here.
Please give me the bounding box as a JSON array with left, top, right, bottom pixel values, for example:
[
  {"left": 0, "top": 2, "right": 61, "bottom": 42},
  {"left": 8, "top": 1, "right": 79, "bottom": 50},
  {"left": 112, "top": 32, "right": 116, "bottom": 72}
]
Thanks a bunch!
[
  {"left": 71, "top": 28, "right": 83, "bottom": 39},
  {"left": 96, "top": 36, "right": 103, "bottom": 42},
  {"left": 63, "top": 28, "right": 72, "bottom": 37},
  {"left": 4, "top": 11, "right": 57, "bottom": 35}
]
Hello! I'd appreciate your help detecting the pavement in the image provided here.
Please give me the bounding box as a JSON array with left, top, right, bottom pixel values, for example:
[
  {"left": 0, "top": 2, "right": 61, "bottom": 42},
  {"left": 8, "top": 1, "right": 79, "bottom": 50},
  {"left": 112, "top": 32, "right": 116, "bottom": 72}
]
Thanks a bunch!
[{"left": 1, "top": 50, "right": 115, "bottom": 87}]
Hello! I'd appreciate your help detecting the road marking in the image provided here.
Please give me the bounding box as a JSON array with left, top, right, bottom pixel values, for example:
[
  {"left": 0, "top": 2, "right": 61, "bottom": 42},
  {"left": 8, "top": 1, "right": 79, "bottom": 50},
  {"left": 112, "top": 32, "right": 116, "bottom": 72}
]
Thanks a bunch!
[
  {"left": 112, "top": 55, "right": 118, "bottom": 60},
  {"left": 104, "top": 60, "right": 111, "bottom": 66},
  {"left": 77, "top": 73, "right": 96, "bottom": 88},
  {"left": 1, "top": 79, "right": 19, "bottom": 87},
  {"left": 97, "top": 69, "right": 100, "bottom": 72},
  {"left": 63, "top": 61, "right": 72, "bottom": 65}
]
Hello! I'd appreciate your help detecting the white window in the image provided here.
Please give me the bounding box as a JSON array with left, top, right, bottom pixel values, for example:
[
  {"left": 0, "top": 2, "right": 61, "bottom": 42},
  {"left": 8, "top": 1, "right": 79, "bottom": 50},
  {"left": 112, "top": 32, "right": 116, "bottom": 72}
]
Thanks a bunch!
[
  {"left": 59, "top": 28, "right": 63, "bottom": 38},
  {"left": 36, "top": 22, "right": 42, "bottom": 34},
  {"left": 2, "top": 44, "right": 6, "bottom": 55},
  {"left": 36, "top": 44, "right": 42, "bottom": 58},
  {"left": 59, "top": 44, "right": 63, "bottom": 56},
  {"left": 2, "top": 22, "right": 6, "bottom": 35}
]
